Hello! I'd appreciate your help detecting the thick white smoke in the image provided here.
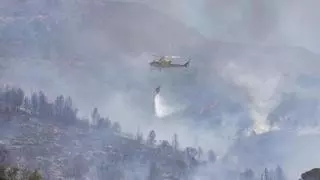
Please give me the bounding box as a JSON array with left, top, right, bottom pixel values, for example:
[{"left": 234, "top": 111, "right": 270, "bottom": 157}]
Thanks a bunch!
[
  {"left": 153, "top": 93, "right": 186, "bottom": 118},
  {"left": 221, "top": 61, "right": 284, "bottom": 134},
  {"left": 154, "top": 93, "right": 174, "bottom": 118}
]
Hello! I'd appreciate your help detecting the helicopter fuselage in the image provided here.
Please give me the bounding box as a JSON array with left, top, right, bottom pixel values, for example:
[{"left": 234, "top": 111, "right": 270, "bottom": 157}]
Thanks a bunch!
[{"left": 149, "top": 60, "right": 189, "bottom": 69}]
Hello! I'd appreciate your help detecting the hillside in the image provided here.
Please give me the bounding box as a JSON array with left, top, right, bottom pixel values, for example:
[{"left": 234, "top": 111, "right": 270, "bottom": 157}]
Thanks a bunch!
[
  {"left": 0, "top": 86, "right": 211, "bottom": 179},
  {"left": 3, "top": 87, "right": 316, "bottom": 180},
  {"left": 1, "top": 0, "right": 320, "bottom": 84},
  {"left": 1, "top": 0, "right": 320, "bottom": 148},
  {"left": 0, "top": 1, "right": 205, "bottom": 60},
  {"left": 226, "top": 130, "right": 320, "bottom": 179},
  {"left": 1, "top": 0, "right": 320, "bottom": 68}
]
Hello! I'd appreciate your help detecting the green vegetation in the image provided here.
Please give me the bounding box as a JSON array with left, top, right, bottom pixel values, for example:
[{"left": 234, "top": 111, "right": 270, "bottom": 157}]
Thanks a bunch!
[{"left": 0, "top": 165, "right": 42, "bottom": 180}]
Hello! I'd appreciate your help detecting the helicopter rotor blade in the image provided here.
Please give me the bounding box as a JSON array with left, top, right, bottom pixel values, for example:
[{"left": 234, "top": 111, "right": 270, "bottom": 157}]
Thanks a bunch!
[
  {"left": 164, "top": 55, "right": 183, "bottom": 58},
  {"left": 172, "top": 56, "right": 183, "bottom": 58}
]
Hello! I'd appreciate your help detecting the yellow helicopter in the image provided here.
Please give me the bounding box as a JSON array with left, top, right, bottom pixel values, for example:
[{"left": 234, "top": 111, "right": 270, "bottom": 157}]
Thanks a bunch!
[{"left": 149, "top": 55, "right": 190, "bottom": 71}]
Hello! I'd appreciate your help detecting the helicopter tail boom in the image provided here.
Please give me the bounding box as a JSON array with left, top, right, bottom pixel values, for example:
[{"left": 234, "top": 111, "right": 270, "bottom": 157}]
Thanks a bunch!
[{"left": 184, "top": 60, "right": 190, "bottom": 67}]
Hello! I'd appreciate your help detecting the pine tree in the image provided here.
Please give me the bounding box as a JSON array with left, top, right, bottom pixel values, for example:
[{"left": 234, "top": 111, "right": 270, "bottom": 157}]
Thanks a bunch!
[
  {"left": 111, "top": 122, "right": 121, "bottom": 133},
  {"left": 240, "top": 169, "right": 255, "bottom": 180},
  {"left": 197, "top": 147, "right": 203, "bottom": 159},
  {"left": 91, "top": 107, "right": 100, "bottom": 125},
  {"left": 13, "top": 88, "right": 24, "bottom": 111},
  {"left": 38, "top": 91, "right": 49, "bottom": 117},
  {"left": 172, "top": 133, "right": 179, "bottom": 151},
  {"left": 135, "top": 128, "right": 143, "bottom": 144},
  {"left": 54, "top": 95, "right": 64, "bottom": 117},
  {"left": 31, "top": 92, "right": 39, "bottom": 114},
  {"left": 147, "top": 130, "right": 156, "bottom": 146},
  {"left": 22, "top": 97, "right": 31, "bottom": 111},
  {"left": 62, "top": 96, "right": 77, "bottom": 123},
  {"left": 147, "top": 162, "right": 159, "bottom": 180},
  {"left": 263, "top": 168, "right": 269, "bottom": 180},
  {"left": 275, "top": 165, "right": 286, "bottom": 180}
]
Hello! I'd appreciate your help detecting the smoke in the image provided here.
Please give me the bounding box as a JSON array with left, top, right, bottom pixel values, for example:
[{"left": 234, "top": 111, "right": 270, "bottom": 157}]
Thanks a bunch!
[
  {"left": 220, "top": 61, "right": 283, "bottom": 133},
  {"left": 150, "top": 0, "right": 320, "bottom": 53},
  {"left": 154, "top": 94, "right": 173, "bottom": 118},
  {"left": 154, "top": 93, "right": 186, "bottom": 118},
  {"left": 2, "top": 0, "right": 320, "bottom": 179}
]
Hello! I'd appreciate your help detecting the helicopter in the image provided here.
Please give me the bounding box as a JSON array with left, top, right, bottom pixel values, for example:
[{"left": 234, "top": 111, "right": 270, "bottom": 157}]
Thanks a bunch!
[{"left": 149, "top": 55, "right": 190, "bottom": 70}]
